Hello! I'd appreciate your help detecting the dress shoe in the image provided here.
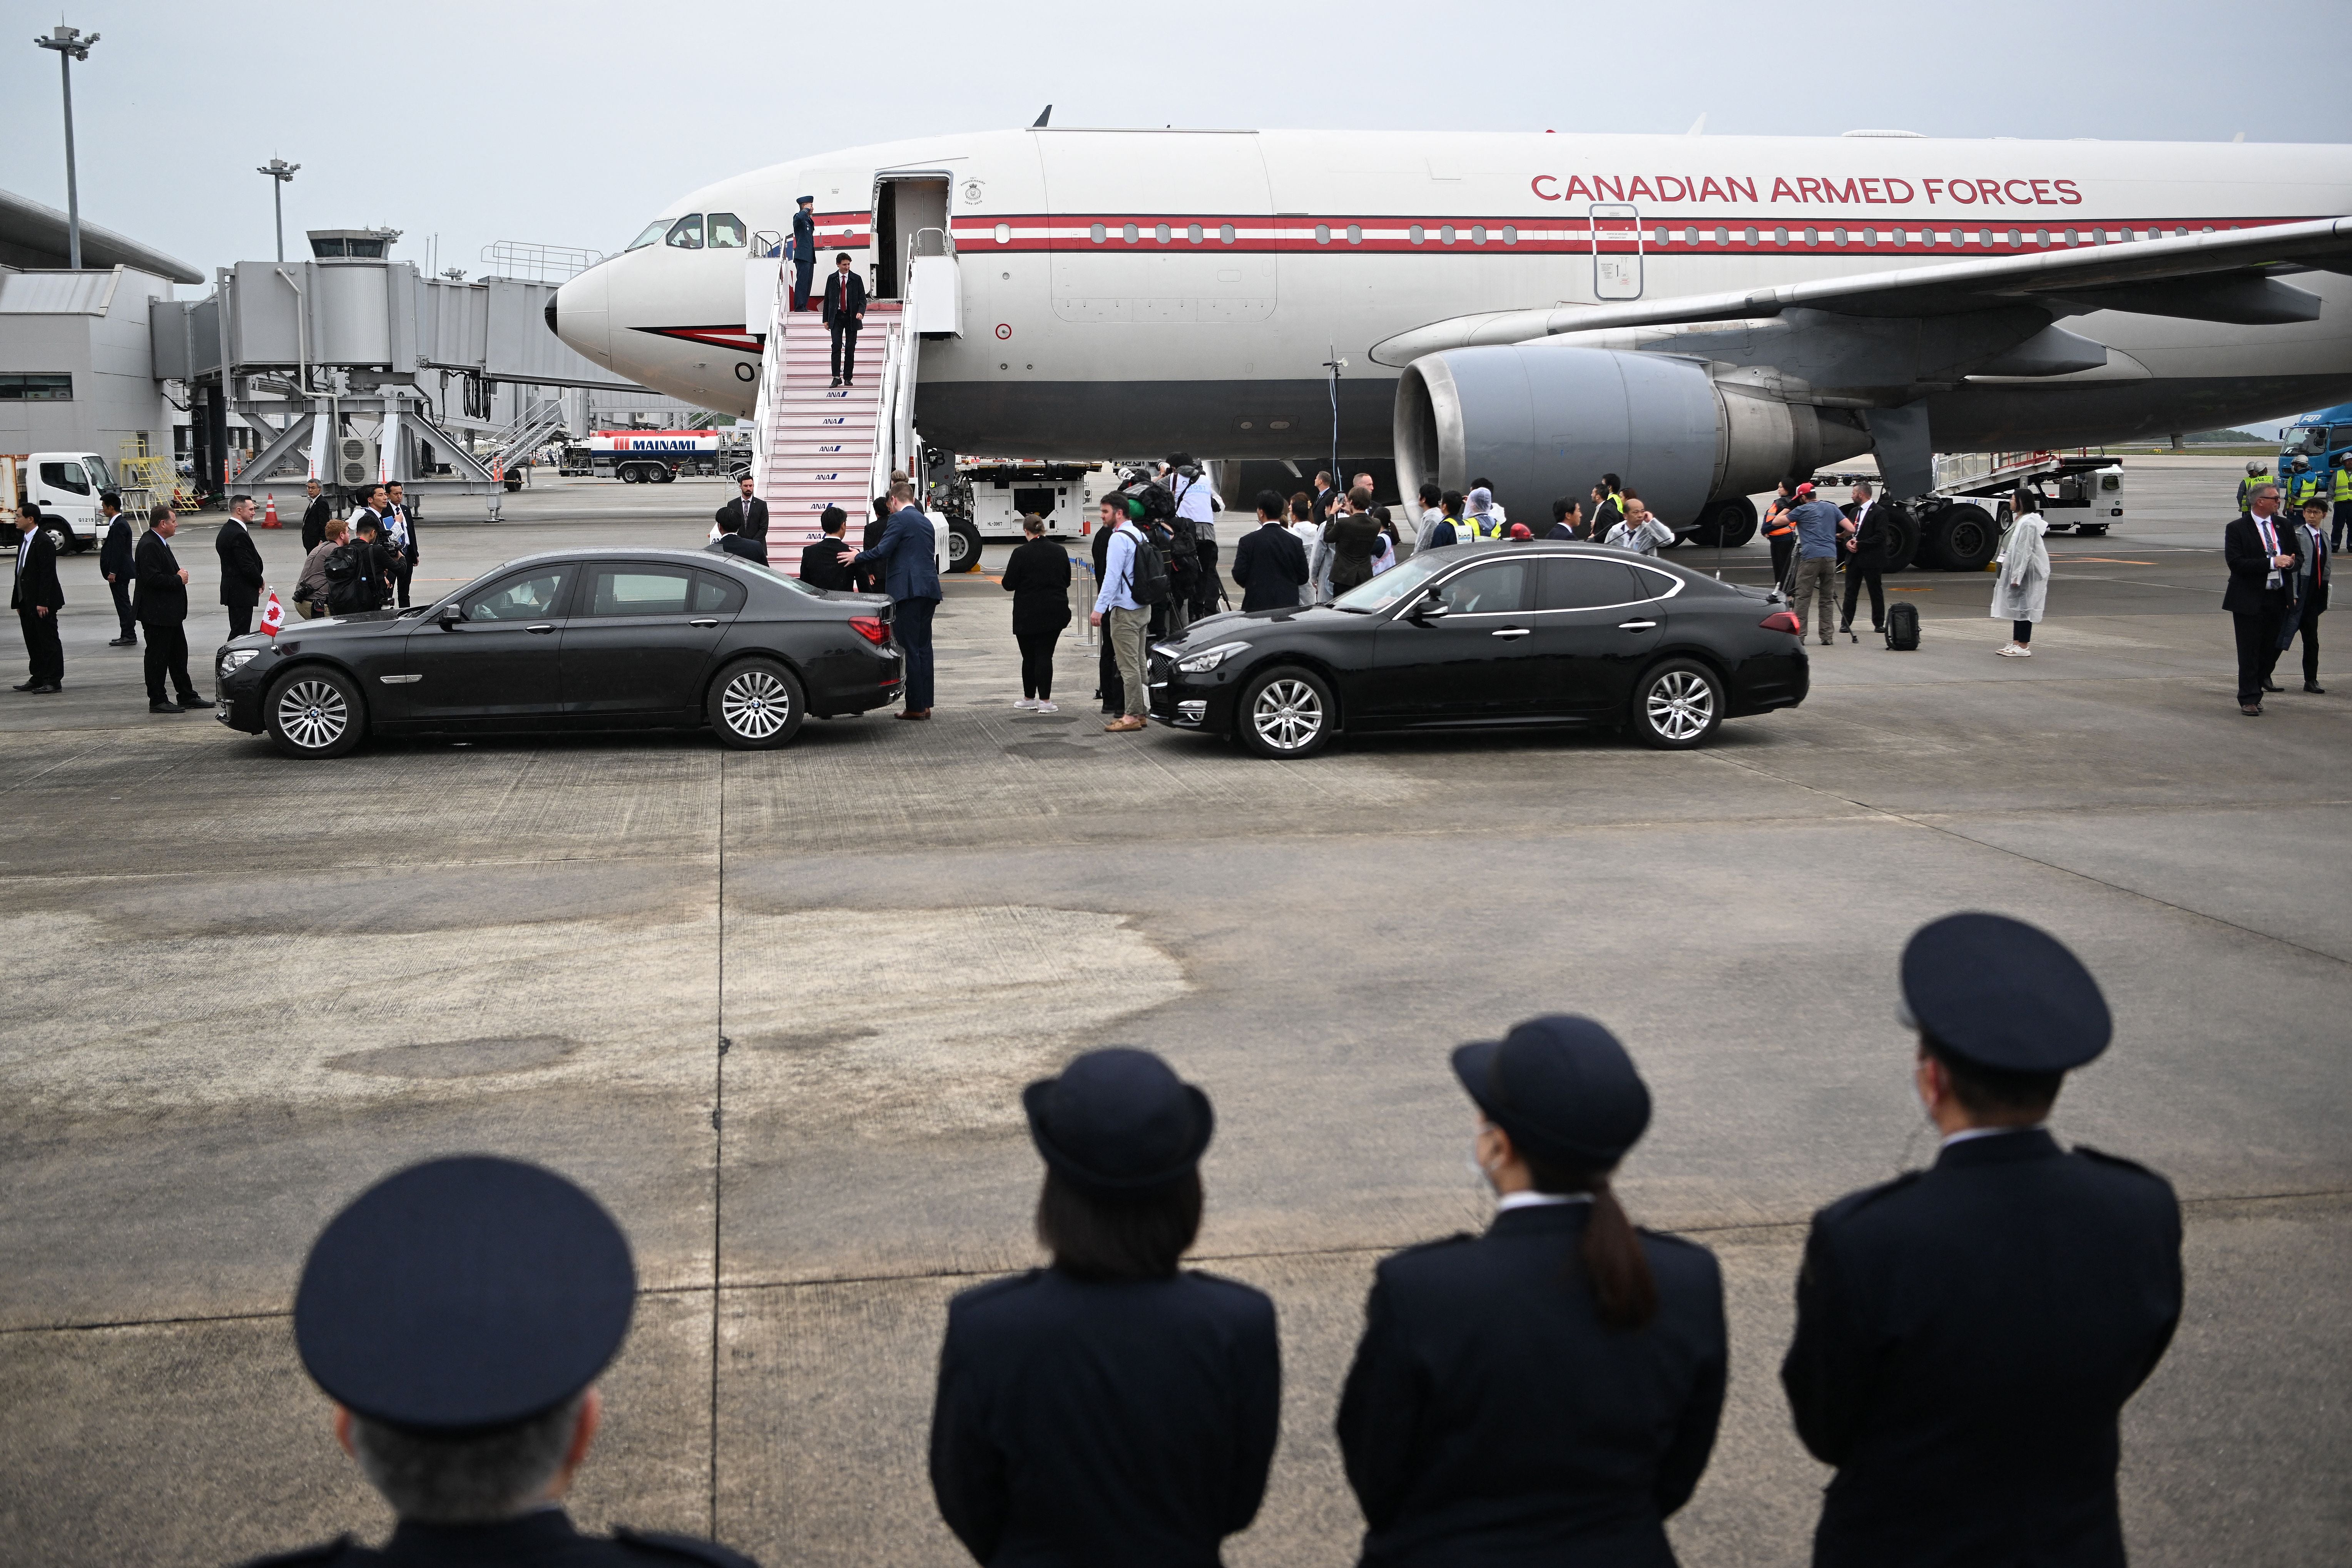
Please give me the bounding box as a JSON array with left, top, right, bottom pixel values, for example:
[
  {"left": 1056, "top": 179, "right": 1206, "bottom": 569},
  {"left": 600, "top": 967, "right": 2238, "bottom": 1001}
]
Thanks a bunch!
[
  {"left": 896, "top": 707, "right": 930, "bottom": 720},
  {"left": 1104, "top": 715, "right": 1146, "bottom": 732},
  {"left": 27, "top": 681, "right": 60, "bottom": 693},
  {"left": 149, "top": 701, "right": 185, "bottom": 715},
  {"left": 829, "top": 376, "right": 842, "bottom": 387},
  {"left": 107, "top": 636, "right": 137, "bottom": 647},
  {"left": 2262, "top": 679, "right": 2283, "bottom": 693},
  {"left": 2240, "top": 703, "right": 2263, "bottom": 716},
  {"left": 177, "top": 694, "right": 215, "bottom": 710},
  {"left": 2306, "top": 681, "right": 2326, "bottom": 694},
  {"left": 12, "top": 679, "right": 42, "bottom": 691}
]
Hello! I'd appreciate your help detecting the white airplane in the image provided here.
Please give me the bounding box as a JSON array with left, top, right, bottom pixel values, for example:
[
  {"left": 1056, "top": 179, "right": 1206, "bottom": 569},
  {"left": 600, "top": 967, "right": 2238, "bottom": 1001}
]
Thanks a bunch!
[{"left": 550, "top": 125, "right": 2352, "bottom": 553}]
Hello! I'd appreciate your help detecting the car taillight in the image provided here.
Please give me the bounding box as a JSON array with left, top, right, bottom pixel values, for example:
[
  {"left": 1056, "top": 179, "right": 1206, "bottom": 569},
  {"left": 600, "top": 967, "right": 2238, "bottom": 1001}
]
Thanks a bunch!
[
  {"left": 849, "top": 616, "right": 890, "bottom": 645},
  {"left": 1759, "top": 610, "right": 1801, "bottom": 635}
]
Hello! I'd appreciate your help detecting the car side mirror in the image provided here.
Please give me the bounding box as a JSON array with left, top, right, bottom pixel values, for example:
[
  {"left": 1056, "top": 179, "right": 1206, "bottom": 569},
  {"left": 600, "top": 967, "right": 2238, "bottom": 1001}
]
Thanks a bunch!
[
  {"left": 437, "top": 603, "right": 463, "bottom": 629},
  {"left": 1407, "top": 594, "right": 1451, "bottom": 623}
]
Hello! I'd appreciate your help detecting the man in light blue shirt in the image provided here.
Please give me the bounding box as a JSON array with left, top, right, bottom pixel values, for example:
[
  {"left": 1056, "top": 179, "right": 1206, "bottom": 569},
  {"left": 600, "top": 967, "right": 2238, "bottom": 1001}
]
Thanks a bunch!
[
  {"left": 1092, "top": 499, "right": 1152, "bottom": 732},
  {"left": 1786, "top": 483, "right": 1845, "bottom": 645}
]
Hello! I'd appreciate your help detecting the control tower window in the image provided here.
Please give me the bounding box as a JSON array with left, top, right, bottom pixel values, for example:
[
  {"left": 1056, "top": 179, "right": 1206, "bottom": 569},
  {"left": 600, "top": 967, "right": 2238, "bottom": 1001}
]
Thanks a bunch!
[
  {"left": 665, "top": 215, "right": 705, "bottom": 249},
  {"left": 707, "top": 213, "right": 747, "bottom": 248}
]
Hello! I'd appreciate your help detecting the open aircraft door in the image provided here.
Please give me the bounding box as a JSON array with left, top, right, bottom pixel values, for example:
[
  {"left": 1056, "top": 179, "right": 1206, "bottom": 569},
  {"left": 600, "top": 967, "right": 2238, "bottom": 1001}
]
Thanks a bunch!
[{"left": 1590, "top": 204, "right": 1643, "bottom": 300}]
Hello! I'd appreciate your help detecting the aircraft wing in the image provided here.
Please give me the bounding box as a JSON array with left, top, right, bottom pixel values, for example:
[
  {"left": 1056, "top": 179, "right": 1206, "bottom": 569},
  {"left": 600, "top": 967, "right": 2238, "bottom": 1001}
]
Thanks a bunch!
[{"left": 1368, "top": 215, "right": 2352, "bottom": 367}]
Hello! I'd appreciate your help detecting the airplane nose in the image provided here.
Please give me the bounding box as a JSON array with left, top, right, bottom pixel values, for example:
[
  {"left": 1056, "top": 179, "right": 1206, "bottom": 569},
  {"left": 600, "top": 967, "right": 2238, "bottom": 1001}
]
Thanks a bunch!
[{"left": 553, "top": 266, "right": 610, "bottom": 364}]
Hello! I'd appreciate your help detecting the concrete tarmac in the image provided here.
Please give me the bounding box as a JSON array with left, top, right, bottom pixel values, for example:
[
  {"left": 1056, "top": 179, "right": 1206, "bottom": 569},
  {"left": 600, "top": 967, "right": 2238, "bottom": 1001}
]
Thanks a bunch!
[{"left": 1, "top": 458, "right": 2345, "bottom": 1566}]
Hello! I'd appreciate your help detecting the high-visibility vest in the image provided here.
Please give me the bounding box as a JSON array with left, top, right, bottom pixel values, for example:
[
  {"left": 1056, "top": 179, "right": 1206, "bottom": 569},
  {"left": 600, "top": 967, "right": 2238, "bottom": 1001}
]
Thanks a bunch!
[
  {"left": 2237, "top": 474, "right": 2268, "bottom": 510},
  {"left": 2333, "top": 468, "right": 2352, "bottom": 504},
  {"left": 2288, "top": 471, "right": 2325, "bottom": 507},
  {"left": 1461, "top": 513, "right": 1506, "bottom": 539}
]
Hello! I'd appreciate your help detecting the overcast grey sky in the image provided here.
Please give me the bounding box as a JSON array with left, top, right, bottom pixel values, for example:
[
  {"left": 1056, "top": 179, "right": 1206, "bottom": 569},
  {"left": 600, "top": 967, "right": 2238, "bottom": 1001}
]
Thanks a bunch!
[{"left": 4, "top": 0, "right": 2346, "bottom": 284}]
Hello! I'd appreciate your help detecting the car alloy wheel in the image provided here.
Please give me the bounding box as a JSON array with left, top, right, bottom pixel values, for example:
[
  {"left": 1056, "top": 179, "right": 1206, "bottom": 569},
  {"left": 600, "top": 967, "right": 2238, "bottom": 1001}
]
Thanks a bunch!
[
  {"left": 276, "top": 677, "right": 350, "bottom": 751},
  {"left": 722, "top": 668, "right": 793, "bottom": 739},
  {"left": 1250, "top": 677, "right": 1324, "bottom": 753},
  {"left": 1636, "top": 661, "right": 1722, "bottom": 749}
]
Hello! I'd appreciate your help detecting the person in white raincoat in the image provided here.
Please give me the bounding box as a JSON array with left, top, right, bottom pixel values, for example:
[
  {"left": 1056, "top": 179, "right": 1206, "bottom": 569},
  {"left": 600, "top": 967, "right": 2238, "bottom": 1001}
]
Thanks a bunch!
[{"left": 1992, "top": 491, "right": 2051, "bottom": 657}]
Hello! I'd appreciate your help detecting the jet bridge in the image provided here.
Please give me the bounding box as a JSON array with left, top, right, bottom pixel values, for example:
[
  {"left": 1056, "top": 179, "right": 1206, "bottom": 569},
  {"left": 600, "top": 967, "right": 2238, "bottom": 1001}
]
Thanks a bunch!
[{"left": 151, "top": 237, "right": 638, "bottom": 511}]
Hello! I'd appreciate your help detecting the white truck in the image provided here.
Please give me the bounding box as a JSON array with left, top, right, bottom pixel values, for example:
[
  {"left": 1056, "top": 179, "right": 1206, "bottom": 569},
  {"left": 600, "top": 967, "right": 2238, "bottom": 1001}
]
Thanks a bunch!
[{"left": 0, "top": 451, "right": 117, "bottom": 555}]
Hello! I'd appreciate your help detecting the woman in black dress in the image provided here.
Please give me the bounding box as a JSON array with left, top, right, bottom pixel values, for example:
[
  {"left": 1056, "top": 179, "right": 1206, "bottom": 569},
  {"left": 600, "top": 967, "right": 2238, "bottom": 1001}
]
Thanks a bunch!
[
  {"left": 1337, "top": 1017, "right": 1727, "bottom": 1567},
  {"left": 998, "top": 514, "right": 1071, "bottom": 712},
  {"left": 930, "top": 1049, "right": 1281, "bottom": 1567}
]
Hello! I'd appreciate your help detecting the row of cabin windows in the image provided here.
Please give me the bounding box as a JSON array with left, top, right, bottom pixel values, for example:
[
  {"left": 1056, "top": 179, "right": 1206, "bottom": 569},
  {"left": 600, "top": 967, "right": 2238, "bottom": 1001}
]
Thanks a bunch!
[
  {"left": 1072, "top": 222, "right": 2232, "bottom": 249},
  {"left": 625, "top": 213, "right": 750, "bottom": 252}
]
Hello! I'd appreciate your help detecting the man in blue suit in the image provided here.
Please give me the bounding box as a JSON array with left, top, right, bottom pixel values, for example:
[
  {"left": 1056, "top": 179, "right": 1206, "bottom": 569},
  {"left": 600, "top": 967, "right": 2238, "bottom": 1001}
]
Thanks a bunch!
[{"left": 848, "top": 478, "right": 941, "bottom": 719}]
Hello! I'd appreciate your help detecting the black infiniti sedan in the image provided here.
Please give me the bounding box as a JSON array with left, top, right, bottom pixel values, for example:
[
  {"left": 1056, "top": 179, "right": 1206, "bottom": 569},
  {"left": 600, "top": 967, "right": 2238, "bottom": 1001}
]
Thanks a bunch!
[
  {"left": 213, "top": 548, "right": 902, "bottom": 759},
  {"left": 1148, "top": 542, "right": 1807, "bottom": 757}
]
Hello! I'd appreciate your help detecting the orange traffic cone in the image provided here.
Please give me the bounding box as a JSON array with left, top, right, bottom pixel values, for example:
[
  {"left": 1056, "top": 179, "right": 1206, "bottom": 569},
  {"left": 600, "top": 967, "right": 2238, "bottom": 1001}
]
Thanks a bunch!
[{"left": 262, "top": 493, "right": 282, "bottom": 528}]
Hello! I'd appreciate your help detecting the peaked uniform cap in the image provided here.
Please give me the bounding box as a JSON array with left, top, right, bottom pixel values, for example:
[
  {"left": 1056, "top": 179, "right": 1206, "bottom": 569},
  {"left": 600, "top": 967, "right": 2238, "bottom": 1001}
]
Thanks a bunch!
[
  {"left": 1899, "top": 912, "right": 2112, "bottom": 1073},
  {"left": 1452, "top": 1015, "right": 1651, "bottom": 1170},
  {"left": 294, "top": 1155, "right": 635, "bottom": 1433}
]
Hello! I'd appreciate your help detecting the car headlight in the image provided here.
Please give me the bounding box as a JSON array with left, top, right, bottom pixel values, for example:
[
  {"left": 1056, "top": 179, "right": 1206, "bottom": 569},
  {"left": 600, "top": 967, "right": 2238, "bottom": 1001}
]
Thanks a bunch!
[
  {"left": 1175, "top": 640, "right": 1249, "bottom": 673},
  {"left": 219, "top": 649, "right": 261, "bottom": 675}
]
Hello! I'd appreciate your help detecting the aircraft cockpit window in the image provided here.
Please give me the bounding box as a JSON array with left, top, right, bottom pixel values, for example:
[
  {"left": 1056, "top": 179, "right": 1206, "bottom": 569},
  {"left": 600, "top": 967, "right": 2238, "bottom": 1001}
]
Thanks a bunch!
[
  {"left": 707, "top": 212, "right": 747, "bottom": 248},
  {"left": 627, "top": 219, "right": 672, "bottom": 252},
  {"left": 665, "top": 214, "right": 705, "bottom": 249}
]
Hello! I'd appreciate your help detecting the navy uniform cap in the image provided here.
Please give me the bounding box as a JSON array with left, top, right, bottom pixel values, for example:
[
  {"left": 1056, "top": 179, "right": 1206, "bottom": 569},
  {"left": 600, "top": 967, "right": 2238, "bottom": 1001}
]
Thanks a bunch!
[
  {"left": 1452, "top": 1015, "right": 1651, "bottom": 1170},
  {"left": 1900, "top": 912, "right": 2112, "bottom": 1073},
  {"left": 796, "top": 194, "right": 814, "bottom": 204},
  {"left": 294, "top": 1156, "right": 635, "bottom": 1433},
  {"left": 1024, "top": 1048, "right": 1213, "bottom": 1200}
]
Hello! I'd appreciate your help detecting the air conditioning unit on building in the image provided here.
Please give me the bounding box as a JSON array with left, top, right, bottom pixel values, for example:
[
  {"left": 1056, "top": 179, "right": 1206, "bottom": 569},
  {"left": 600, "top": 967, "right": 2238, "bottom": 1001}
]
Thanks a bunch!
[{"left": 336, "top": 437, "right": 378, "bottom": 490}]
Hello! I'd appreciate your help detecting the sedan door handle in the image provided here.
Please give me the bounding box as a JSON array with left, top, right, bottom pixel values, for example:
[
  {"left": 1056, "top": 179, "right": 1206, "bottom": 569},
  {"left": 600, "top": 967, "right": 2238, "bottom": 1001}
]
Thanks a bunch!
[
  {"left": 1490, "top": 627, "right": 1533, "bottom": 639},
  {"left": 689, "top": 618, "right": 720, "bottom": 628},
  {"left": 1616, "top": 620, "right": 1659, "bottom": 631},
  {"left": 526, "top": 624, "right": 557, "bottom": 635}
]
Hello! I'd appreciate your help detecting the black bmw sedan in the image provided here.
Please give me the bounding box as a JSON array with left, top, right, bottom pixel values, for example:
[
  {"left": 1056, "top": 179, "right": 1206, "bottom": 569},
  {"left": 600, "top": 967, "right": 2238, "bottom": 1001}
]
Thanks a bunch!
[
  {"left": 1148, "top": 542, "right": 1807, "bottom": 757},
  {"left": 212, "top": 548, "right": 902, "bottom": 759}
]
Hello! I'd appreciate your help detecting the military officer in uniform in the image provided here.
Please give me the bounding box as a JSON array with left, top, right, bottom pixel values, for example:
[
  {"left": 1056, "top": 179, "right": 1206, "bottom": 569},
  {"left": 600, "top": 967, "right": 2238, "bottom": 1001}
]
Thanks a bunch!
[
  {"left": 929, "top": 1048, "right": 1280, "bottom": 1566},
  {"left": 1781, "top": 913, "right": 2183, "bottom": 1568},
  {"left": 238, "top": 1155, "right": 761, "bottom": 1568},
  {"left": 1336, "top": 1016, "right": 1727, "bottom": 1567}
]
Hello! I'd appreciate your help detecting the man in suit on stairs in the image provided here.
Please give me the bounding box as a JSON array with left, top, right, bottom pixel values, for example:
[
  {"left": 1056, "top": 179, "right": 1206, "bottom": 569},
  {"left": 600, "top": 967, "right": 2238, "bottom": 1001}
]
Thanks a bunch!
[
  {"left": 716, "top": 473, "right": 768, "bottom": 545},
  {"left": 822, "top": 252, "right": 866, "bottom": 387}
]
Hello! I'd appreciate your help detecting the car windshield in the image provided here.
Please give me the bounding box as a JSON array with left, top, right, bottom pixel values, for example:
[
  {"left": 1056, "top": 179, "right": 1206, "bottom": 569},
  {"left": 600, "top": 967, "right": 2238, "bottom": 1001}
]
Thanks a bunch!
[
  {"left": 83, "top": 456, "right": 114, "bottom": 493},
  {"left": 1332, "top": 553, "right": 1450, "bottom": 613},
  {"left": 625, "top": 218, "right": 673, "bottom": 252}
]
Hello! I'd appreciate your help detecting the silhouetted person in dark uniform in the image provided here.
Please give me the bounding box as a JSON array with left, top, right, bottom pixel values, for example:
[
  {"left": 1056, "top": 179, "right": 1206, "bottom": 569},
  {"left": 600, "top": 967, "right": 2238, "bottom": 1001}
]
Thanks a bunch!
[
  {"left": 234, "top": 1156, "right": 761, "bottom": 1568},
  {"left": 930, "top": 1048, "right": 1280, "bottom": 1566},
  {"left": 1337, "top": 1016, "right": 1726, "bottom": 1566},
  {"left": 1782, "top": 913, "right": 2182, "bottom": 1568}
]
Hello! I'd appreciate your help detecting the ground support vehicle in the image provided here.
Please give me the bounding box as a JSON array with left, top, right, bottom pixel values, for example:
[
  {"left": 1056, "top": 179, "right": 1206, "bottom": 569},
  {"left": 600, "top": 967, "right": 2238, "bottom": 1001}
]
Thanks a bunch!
[
  {"left": 1813, "top": 452, "right": 2125, "bottom": 572},
  {"left": 1, "top": 451, "right": 115, "bottom": 554},
  {"left": 211, "top": 548, "right": 902, "bottom": 759},
  {"left": 1147, "top": 541, "right": 1807, "bottom": 758}
]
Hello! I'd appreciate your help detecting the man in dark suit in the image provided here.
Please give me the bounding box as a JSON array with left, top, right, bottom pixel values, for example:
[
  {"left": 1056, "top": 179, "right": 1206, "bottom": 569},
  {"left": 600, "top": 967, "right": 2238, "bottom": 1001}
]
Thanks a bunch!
[
  {"left": 13, "top": 501, "right": 65, "bottom": 692},
  {"left": 1782, "top": 913, "right": 2182, "bottom": 1568},
  {"left": 134, "top": 507, "right": 209, "bottom": 712},
  {"left": 798, "top": 505, "right": 855, "bottom": 590},
  {"left": 846, "top": 480, "right": 939, "bottom": 718},
  {"left": 791, "top": 195, "right": 817, "bottom": 311},
  {"left": 299, "top": 476, "right": 333, "bottom": 553},
  {"left": 2285, "top": 497, "right": 2332, "bottom": 693},
  {"left": 821, "top": 252, "right": 866, "bottom": 386},
  {"left": 1837, "top": 482, "right": 1892, "bottom": 637},
  {"left": 715, "top": 473, "right": 769, "bottom": 546},
  {"left": 381, "top": 480, "right": 421, "bottom": 607},
  {"left": 705, "top": 512, "right": 769, "bottom": 566},
  {"left": 2223, "top": 481, "right": 2300, "bottom": 715},
  {"left": 98, "top": 490, "right": 138, "bottom": 645},
  {"left": 1230, "top": 490, "right": 1308, "bottom": 612},
  {"left": 217, "top": 494, "right": 267, "bottom": 638}
]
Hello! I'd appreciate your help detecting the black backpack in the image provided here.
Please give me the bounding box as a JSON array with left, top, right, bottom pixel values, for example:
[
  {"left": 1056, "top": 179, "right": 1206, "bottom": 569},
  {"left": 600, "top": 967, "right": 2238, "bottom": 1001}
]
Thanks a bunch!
[
  {"left": 1121, "top": 526, "right": 1171, "bottom": 607},
  {"left": 1884, "top": 600, "right": 1921, "bottom": 651},
  {"left": 323, "top": 541, "right": 363, "bottom": 583}
]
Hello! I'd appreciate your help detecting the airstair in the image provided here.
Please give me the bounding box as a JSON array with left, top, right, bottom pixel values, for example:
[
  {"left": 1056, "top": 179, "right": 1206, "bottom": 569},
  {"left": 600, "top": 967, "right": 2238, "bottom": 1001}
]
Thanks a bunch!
[{"left": 748, "top": 289, "right": 917, "bottom": 552}]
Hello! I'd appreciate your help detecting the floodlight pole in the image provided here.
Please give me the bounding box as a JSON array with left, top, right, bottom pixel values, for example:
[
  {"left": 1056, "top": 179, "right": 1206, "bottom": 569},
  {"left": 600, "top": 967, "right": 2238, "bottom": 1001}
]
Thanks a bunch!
[
  {"left": 258, "top": 159, "right": 300, "bottom": 262},
  {"left": 34, "top": 25, "right": 99, "bottom": 271}
]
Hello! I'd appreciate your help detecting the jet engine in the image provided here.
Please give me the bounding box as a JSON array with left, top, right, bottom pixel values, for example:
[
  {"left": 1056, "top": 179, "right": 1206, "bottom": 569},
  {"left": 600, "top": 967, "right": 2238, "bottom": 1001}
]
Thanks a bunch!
[{"left": 1392, "top": 345, "right": 1869, "bottom": 540}]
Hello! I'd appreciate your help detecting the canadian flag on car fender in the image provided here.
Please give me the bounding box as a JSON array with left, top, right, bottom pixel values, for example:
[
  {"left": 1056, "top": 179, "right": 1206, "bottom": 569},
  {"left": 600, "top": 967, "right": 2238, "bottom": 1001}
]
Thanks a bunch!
[{"left": 259, "top": 588, "right": 286, "bottom": 639}]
